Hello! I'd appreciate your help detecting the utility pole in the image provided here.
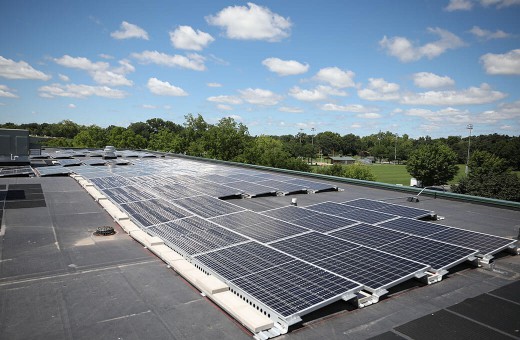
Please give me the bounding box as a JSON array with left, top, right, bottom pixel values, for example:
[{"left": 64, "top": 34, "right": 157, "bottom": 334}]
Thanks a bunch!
[{"left": 465, "top": 124, "right": 473, "bottom": 175}]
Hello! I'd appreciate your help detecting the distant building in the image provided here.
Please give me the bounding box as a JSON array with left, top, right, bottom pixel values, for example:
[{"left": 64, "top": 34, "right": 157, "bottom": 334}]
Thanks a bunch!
[
  {"left": 327, "top": 156, "right": 356, "bottom": 165},
  {"left": 360, "top": 157, "right": 375, "bottom": 164}
]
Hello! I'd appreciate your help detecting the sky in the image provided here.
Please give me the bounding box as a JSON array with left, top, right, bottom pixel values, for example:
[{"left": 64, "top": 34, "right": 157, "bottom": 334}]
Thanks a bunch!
[{"left": 1, "top": 0, "right": 519, "bottom": 138}]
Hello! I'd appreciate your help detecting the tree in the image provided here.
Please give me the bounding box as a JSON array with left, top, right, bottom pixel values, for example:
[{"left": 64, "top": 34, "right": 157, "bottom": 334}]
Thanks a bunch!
[
  {"left": 452, "top": 151, "right": 520, "bottom": 202},
  {"left": 72, "top": 125, "right": 107, "bottom": 148},
  {"left": 148, "top": 128, "right": 183, "bottom": 152},
  {"left": 315, "top": 163, "right": 375, "bottom": 181},
  {"left": 406, "top": 142, "right": 458, "bottom": 186}
]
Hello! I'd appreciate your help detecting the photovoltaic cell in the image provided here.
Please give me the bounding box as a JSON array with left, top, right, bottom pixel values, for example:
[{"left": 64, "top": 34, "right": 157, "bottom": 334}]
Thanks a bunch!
[
  {"left": 329, "top": 223, "right": 408, "bottom": 248},
  {"left": 200, "top": 174, "right": 236, "bottom": 184},
  {"left": 379, "top": 236, "right": 478, "bottom": 271},
  {"left": 148, "top": 216, "right": 248, "bottom": 255},
  {"left": 285, "top": 179, "right": 337, "bottom": 192},
  {"left": 226, "top": 181, "right": 277, "bottom": 196},
  {"left": 292, "top": 214, "right": 359, "bottom": 233},
  {"left": 305, "top": 201, "right": 357, "bottom": 215},
  {"left": 228, "top": 173, "right": 268, "bottom": 183},
  {"left": 256, "top": 180, "right": 306, "bottom": 194},
  {"left": 260, "top": 206, "right": 319, "bottom": 221},
  {"left": 35, "top": 166, "right": 72, "bottom": 176},
  {"left": 342, "top": 198, "right": 432, "bottom": 219},
  {"left": 151, "top": 183, "right": 203, "bottom": 200},
  {"left": 377, "top": 217, "right": 450, "bottom": 237},
  {"left": 120, "top": 199, "right": 193, "bottom": 227},
  {"left": 90, "top": 176, "right": 133, "bottom": 189},
  {"left": 337, "top": 208, "right": 397, "bottom": 224},
  {"left": 233, "top": 219, "right": 308, "bottom": 243},
  {"left": 230, "top": 260, "right": 361, "bottom": 318},
  {"left": 210, "top": 211, "right": 277, "bottom": 228},
  {"left": 194, "top": 242, "right": 294, "bottom": 280},
  {"left": 102, "top": 185, "right": 155, "bottom": 204},
  {"left": 172, "top": 195, "right": 245, "bottom": 218},
  {"left": 426, "top": 228, "right": 516, "bottom": 256},
  {"left": 270, "top": 232, "right": 360, "bottom": 263},
  {"left": 186, "top": 181, "right": 241, "bottom": 198},
  {"left": 315, "top": 246, "right": 429, "bottom": 291}
]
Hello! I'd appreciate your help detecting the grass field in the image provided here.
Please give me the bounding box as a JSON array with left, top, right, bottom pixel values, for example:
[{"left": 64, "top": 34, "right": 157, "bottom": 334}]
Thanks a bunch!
[{"left": 367, "top": 164, "right": 466, "bottom": 186}]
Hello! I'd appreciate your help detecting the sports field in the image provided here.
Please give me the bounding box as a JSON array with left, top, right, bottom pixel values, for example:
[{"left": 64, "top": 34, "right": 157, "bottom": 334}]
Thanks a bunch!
[{"left": 367, "top": 164, "right": 466, "bottom": 186}]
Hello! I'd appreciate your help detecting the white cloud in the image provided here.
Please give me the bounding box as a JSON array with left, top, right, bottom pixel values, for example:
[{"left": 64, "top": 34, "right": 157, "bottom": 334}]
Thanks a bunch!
[
  {"left": 321, "top": 103, "right": 372, "bottom": 112},
  {"left": 38, "top": 83, "right": 127, "bottom": 98},
  {"left": 99, "top": 54, "right": 114, "bottom": 59},
  {"left": 217, "top": 104, "right": 233, "bottom": 111},
  {"left": 479, "top": 100, "right": 520, "bottom": 121},
  {"left": 444, "top": 0, "right": 474, "bottom": 11},
  {"left": 147, "top": 77, "right": 188, "bottom": 97},
  {"left": 480, "top": 0, "right": 520, "bottom": 8},
  {"left": 207, "top": 82, "right": 222, "bottom": 87},
  {"left": 404, "top": 107, "right": 471, "bottom": 123},
  {"left": 67, "top": 103, "right": 76, "bottom": 108},
  {"left": 207, "top": 95, "right": 242, "bottom": 105},
  {"left": 358, "top": 78, "right": 400, "bottom": 101},
  {"left": 314, "top": 67, "right": 356, "bottom": 88},
  {"left": 413, "top": 72, "right": 455, "bottom": 88},
  {"left": 351, "top": 123, "right": 362, "bottom": 129},
  {"left": 469, "top": 26, "right": 510, "bottom": 40},
  {"left": 239, "top": 88, "right": 282, "bottom": 105},
  {"left": 0, "top": 85, "right": 18, "bottom": 98},
  {"left": 480, "top": 49, "right": 520, "bottom": 75},
  {"left": 54, "top": 55, "right": 133, "bottom": 86},
  {"left": 110, "top": 21, "right": 149, "bottom": 40},
  {"left": 206, "top": 2, "right": 291, "bottom": 41},
  {"left": 357, "top": 113, "right": 382, "bottom": 119},
  {"left": 141, "top": 104, "right": 158, "bottom": 109},
  {"left": 262, "top": 57, "right": 309, "bottom": 76},
  {"left": 500, "top": 125, "right": 514, "bottom": 130},
  {"left": 131, "top": 50, "right": 206, "bottom": 71},
  {"left": 170, "top": 26, "right": 214, "bottom": 51},
  {"left": 0, "top": 56, "right": 51, "bottom": 80},
  {"left": 278, "top": 106, "right": 303, "bottom": 113},
  {"left": 400, "top": 83, "right": 507, "bottom": 105},
  {"left": 379, "top": 27, "right": 465, "bottom": 62},
  {"left": 289, "top": 85, "right": 347, "bottom": 102}
]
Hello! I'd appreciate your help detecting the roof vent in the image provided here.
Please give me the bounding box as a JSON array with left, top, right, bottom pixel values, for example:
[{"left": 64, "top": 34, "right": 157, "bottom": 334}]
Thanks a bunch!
[{"left": 94, "top": 225, "right": 115, "bottom": 236}]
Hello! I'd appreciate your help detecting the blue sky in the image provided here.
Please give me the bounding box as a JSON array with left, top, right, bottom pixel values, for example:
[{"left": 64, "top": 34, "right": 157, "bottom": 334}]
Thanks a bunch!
[{"left": 1, "top": 0, "right": 519, "bottom": 138}]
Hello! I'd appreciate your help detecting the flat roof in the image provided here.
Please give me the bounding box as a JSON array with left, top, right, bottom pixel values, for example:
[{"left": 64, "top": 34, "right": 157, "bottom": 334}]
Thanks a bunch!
[{"left": 1, "top": 154, "right": 519, "bottom": 339}]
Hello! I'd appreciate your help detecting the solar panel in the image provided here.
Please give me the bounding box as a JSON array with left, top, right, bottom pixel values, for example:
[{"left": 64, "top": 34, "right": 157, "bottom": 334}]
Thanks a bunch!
[
  {"left": 231, "top": 219, "right": 308, "bottom": 244},
  {"left": 253, "top": 173, "right": 296, "bottom": 182},
  {"left": 82, "top": 159, "right": 107, "bottom": 166},
  {"left": 342, "top": 198, "right": 433, "bottom": 219},
  {"left": 0, "top": 166, "right": 34, "bottom": 177},
  {"left": 230, "top": 260, "right": 361, "bottom": 318},
  {"left": 260, "top": 206, "right": 319, "bottom": 221},
  {"left": 151, "top": 184, "right": 203, "bottom": 200},
  {"left": 90, "top": 176, "right": 133, "bottom": 189},
  {"left": 35, "top": 166, "right": 72, "bottom": 176},
  {"left": 210, "top": 211, "right": 277, "bottom": 228},
  {"left": 315, "top": 246, "right": 430, "bottom": 291},
  {"left": 56, "top": 158, "right": 82, "bottom": 167},
  {"left": 293, "top": 214, "right": 359, "bottom": 233},
  {"left": 379, "top": 236, "right": 478, "bottom": 271},
  {"left": 377, "top": 217, "right": 450, "bottom": 237},
  {"left": 307, "top": 202, "right": 396, "bottom": 224},
  {"left": 119, "top": 199, "right": 193, "bottom": 227},
  {"left": 426, "top": 228, "right": 516, "bottom": 256},
  {"left": 172, "top": 195, "right": 245, "bottom": 218},
  {"left": 270, "top": 232, "right": 360, "bottom": 263},
  {"left": 285, "top": 178, "right": 337, "bottom": 192},
  {"left": 227, "top": 173, "right": 267, "bottom": 183},
  {"left": 200, "top": 174, "right": 236, "bottom": 184},
  {"left": 256, "top": 179, "right": 306, "bottom": 194},
  {"left": 186, "top": 181, "right": 241, "bottom": 198},
  {"left": 102, "top": 185, "right": 155, "bottom": 204},
  {"left": 148, "top": 216, "right": 248, "bottom": 255},
  {"left": 329, "top": 223, "right": 409, "bottom": 248},
  {"left": 226, "top": 181, "right": 277, "bottom": 197},
  {"left": 194, "top": 241, "right": 294, "bottom": 281}
]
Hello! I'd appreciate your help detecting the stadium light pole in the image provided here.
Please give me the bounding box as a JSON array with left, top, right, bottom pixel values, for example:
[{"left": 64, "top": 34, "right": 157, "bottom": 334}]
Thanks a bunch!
[
  {"left": 311, "top": 127, "right": 315, "bottom": 163},
  {"left": 394, "top": 133, "right": 398, "bottom": 164},
  {"left": 465, "top": 124, "right": 473, "bottom": 175}
]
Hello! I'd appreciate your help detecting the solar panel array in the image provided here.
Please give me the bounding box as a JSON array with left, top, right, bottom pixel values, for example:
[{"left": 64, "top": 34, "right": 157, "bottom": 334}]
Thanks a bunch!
[{"left": 67, "top": 158, "right": 516, "bottom": 326}]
